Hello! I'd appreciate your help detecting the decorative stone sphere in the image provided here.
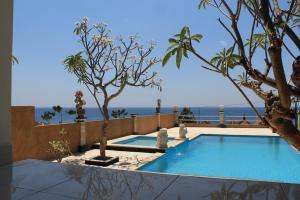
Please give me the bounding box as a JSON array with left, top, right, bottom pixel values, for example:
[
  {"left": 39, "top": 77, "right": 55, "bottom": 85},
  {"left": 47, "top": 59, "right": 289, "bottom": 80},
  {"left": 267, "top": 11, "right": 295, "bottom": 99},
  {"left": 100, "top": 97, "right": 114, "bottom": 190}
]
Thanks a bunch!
[
  {"left": 157, "top": 128, "right": 168, "bottom": 148},
  {"left": 179, "top": 124, "right": 187, "bottom": 139}
]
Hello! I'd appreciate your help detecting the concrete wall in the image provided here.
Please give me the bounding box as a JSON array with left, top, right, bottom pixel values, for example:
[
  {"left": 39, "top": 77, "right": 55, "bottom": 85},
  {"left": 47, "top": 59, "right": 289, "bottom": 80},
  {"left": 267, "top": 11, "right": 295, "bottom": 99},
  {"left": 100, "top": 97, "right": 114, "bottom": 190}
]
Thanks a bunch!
[
  {"left": 85, "top": 118, "right": 133, "bottom": 145},
  {"left": 136, "top": 115, "right": 158, "bottom": 135},
  {"left": 160, "top": 114, "right": 176, "bottom": 128},
  {"left": 11, "top": 106, "right": 176, "bottom": 161}
]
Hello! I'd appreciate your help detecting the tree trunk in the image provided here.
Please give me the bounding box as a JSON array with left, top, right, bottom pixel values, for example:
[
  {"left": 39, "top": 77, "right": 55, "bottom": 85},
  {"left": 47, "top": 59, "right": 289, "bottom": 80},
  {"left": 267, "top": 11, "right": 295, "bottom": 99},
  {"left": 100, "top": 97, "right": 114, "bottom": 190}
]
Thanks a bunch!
[
  {"left": 268, "top": 117, "right": 300, "bottom": 152},
  {"left": 100, "top": 104, "right": 109, "bottom": 159}
]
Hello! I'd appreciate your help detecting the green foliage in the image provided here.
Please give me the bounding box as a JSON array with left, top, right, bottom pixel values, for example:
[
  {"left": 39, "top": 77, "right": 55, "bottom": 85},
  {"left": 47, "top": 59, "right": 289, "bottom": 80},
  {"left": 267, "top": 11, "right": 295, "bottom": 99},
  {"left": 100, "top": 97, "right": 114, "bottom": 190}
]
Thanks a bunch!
[
  {"left": 52, "top": 105, "right": 63, "bottom": 123},
  {"left": 12, "top": 56, "right": 19, "bottom": 65},
  {"left": 52, "top": 105, "right": 62, "bottom": 113},
  {"left": 210, "top": 47, "right": 240, "bottom": 74},
  {"left": 64, "top": 53, "right": 87, "bottom": 83},
  {"left": 67, "top": 109, "right": 76, "bottom": 115},
  {"left": 178, "top": 107, "right": 196, "bottom": 123},
  {"left": 111, "top": 109, "right": 128, "bottom": 118},
  {"left": 235, "top": 73, "right": 249, "bottom": 86},
  {"left": 48, "top": 128, "right": 72, "bottom": 163},
  {"left": 245, "top": 33, "right": 267, "bottom": 50},
  {"left": 198, "top": 0, "right": 211, "bottom": 9},
  {"left": 41, "top": 111, "right": 55, "bottom": 124},
  {"left": 163, "top": 26, "right": 203, "bottom": 68}
]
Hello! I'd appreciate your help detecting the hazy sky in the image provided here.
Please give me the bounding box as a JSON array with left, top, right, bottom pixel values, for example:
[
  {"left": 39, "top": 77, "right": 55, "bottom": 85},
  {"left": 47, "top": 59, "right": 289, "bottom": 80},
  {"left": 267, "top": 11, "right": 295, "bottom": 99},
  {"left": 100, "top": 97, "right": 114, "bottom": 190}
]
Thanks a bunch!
[{"left": 12, "top": 0, "right": 295, "bottom": 108}]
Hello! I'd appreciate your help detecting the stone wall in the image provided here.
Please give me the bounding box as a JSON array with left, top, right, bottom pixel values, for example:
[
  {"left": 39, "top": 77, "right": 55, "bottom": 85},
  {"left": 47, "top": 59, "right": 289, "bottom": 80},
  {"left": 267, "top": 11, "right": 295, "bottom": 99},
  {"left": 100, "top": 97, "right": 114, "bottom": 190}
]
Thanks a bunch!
[
  {"left": 136, "top": 115, "right": 158, "bottom": 135},
  {"left": 160, "top": 114, "right": 176, "bottom": 128},
  {"left": 11, "top": 106, "right": 176, "bottom": 161}
]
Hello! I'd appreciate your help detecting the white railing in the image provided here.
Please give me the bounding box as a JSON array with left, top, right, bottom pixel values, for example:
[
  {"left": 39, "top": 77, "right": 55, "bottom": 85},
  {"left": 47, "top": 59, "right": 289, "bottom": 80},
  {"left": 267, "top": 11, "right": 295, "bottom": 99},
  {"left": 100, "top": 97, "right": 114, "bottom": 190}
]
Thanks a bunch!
[{"left": 178, "top": 114, "right": 261, "bottom": 125}]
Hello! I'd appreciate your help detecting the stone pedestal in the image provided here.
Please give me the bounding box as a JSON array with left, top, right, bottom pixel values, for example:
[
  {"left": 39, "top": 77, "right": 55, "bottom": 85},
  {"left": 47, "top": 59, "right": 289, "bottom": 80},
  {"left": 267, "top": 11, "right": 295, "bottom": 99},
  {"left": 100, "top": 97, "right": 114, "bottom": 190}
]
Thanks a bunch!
[
  {"left": 173, "top": 106, "right": 179, "bottom": 127},
  {"left": 78, "top": 120, "right": 88, "bottom": 152},
  {"left": 218, "top": 105, "right": 225, "bottom": 127},
  {"left": 157, "top": 128, "right": 168, "bottom": 149},
  {"left": 156, "top": 113, "right": 161, "bottom": 131},
  {"left": 179, "top": 124, "right": 187, "bottom": 139},
  {"left": 131, "top": 114, "right": 137, "bottom": 134}
]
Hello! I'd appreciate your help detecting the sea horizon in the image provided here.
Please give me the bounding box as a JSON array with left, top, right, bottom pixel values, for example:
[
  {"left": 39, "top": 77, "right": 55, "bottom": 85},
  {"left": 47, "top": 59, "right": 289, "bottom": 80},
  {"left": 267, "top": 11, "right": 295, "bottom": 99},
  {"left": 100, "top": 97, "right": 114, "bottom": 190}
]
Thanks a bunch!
[{"left": 36, "top": 106, "right": 265, "bottom": 124}]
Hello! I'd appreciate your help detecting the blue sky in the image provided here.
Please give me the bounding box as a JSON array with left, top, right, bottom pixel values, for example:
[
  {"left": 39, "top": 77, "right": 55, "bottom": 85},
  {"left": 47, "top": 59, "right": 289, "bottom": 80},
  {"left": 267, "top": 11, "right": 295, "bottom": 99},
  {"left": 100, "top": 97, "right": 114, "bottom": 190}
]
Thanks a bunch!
[{"left": 12, "top": 0, "right": 295, "bottom": 108}]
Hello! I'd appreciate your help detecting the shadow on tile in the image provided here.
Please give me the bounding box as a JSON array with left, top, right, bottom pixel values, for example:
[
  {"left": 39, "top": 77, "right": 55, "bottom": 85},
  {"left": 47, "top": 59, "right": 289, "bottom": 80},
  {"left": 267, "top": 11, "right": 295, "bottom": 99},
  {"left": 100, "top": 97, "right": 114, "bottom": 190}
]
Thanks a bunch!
[{"left": 155, "top": 176, "right": 287, "bottom": 200}]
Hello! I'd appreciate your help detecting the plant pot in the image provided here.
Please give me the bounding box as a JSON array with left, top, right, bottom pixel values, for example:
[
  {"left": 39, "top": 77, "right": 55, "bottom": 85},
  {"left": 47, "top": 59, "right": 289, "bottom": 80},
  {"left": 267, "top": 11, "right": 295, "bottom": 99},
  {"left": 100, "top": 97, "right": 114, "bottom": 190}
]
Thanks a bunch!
[{"left": 85, "top": 156, "right": 119, "bottom": 166}]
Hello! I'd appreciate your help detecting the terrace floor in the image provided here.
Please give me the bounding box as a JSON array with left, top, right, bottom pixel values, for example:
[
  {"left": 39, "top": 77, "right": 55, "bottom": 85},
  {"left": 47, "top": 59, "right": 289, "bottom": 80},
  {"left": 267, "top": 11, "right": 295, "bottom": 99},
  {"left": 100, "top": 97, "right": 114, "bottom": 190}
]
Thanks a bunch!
[
  {"left": 6, "top": 159, "right": 300, "bottom": 200},
  {"left": 62, "top": 127, "right": 277, "bottom": 170}
]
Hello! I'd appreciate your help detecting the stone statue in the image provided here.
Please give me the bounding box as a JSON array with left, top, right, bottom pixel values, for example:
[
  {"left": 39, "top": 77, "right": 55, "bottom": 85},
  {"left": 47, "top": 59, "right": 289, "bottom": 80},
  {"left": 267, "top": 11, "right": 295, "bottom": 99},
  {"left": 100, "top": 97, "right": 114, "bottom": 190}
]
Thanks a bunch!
[
  {"left": 179, "top": 124, "right": 187, "bottom": 138},
  {"left": 157, "top": 128, "right": 168, "bottom": 148},
  {"left": 156, "top": 98, "right": 161, "bottom": 114}
]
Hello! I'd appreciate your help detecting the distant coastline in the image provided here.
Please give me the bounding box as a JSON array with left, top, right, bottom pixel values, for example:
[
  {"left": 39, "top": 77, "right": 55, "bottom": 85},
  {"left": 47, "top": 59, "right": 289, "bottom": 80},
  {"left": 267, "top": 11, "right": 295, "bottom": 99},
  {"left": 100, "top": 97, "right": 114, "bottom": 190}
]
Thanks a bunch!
[{"left": 35, "top": 107, "right": 265, "bottom": 124}]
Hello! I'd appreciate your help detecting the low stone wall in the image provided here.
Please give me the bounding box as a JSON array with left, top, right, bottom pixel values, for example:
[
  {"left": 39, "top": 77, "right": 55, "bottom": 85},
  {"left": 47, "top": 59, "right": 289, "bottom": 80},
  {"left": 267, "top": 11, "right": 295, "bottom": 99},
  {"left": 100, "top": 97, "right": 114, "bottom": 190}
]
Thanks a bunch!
[
  {"left": 85, "top": 118, "right": 134, "bottom": 145},
  {"left": 136, "top": 115, "right": 158, "bottom": 135},
  {"left": 11, "top": 106, "right": 176, "bottom": 161},
  {"left": 160, "top": 114, "right": 176, "bottom": 128}
]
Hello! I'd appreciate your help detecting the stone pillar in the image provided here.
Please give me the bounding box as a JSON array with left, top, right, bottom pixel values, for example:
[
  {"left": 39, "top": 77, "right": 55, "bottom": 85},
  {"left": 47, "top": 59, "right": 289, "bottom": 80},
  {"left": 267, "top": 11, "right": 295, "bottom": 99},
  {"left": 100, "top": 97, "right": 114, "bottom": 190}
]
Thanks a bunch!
[
  {"left": 219, "top": 105, "right": 225, "bottom": 127},
  {"left": 173, "top": 106, "right": 179, "bottom": 126},
  {"left": 0, "top": 0, "right": 13, "bottom": 199},
  {"left": 78, "top": 121, "right": 88, "bottom": 152},
  {"left": 131, "top": 114, "right": 137, "bottom": 134},
  {"left": 156, "top": 113, "right": 161, "bottom": 130}
]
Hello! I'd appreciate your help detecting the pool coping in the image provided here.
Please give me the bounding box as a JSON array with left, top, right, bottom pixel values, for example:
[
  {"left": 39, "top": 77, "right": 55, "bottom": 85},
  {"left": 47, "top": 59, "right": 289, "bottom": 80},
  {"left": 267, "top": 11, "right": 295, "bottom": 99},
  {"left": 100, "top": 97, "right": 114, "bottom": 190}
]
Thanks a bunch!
[{"left": 92, "top": 134, "right": 187, "bottom": 153}]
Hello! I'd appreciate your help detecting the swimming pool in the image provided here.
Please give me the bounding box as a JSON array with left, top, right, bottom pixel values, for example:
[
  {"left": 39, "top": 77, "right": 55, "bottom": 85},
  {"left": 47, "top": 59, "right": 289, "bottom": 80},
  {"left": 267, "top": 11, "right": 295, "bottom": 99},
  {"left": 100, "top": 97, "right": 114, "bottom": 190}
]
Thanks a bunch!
[
  {"left": 139, "top": 134, "right": 300, "bottom": 184},
  {"left": 113, "top": 136, "right": 175, "bottom": 147}
]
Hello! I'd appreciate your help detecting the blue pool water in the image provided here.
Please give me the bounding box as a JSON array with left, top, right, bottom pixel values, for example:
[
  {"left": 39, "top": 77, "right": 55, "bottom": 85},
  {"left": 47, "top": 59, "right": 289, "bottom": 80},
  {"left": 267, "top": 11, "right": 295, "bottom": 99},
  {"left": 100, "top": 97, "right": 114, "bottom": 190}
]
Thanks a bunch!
[
  {"left": 139, "top": 135, "right": 300, "bottom": 184},
  {"left": 113, "top": 136, "right": 175, "bottom": 147}
]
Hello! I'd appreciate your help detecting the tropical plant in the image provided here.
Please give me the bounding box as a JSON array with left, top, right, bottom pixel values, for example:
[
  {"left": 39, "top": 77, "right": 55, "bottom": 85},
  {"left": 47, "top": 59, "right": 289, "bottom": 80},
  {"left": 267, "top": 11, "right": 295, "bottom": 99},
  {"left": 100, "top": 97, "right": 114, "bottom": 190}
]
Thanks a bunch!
[
  {"left": 67, "top": 109, "right": 77, "bottom": 115},
  {"left": 163, "top": 1, "right": 300, "bottom": 150},
  {"left": 41, "top": 111, "right": 55, "bottom": 124},
  {"left": 52, "top": 105, "right": 63, "bottom": 123},
  {"left": 179, "top": 107, "right": 196, "bottom": 123},
  {"left": 74, "top": 91, "right": 86, "bottom": 121},
  {"left": 48, "top": 128, "right": 72, "bottom": 163},
  {"left": 64, "top": 17, "right": 161, "bottom": 158},
  {"left": 111, "top": 109, "right": 128, "bottom": 119}
]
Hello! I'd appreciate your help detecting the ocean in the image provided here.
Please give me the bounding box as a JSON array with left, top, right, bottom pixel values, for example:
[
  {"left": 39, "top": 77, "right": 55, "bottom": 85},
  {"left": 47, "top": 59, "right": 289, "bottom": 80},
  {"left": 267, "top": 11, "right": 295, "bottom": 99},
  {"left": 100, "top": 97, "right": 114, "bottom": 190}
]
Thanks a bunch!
[{"left": 36, "top": 107, "right": 265, "bottom": 124}]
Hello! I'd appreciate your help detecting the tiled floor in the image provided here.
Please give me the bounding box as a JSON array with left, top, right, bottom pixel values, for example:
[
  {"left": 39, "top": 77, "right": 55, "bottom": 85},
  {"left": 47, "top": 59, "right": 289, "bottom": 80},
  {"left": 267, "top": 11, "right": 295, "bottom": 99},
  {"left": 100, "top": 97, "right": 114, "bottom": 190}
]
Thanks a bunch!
[{"left": 8, "top": 159, "right": 300, "bottom": 200}]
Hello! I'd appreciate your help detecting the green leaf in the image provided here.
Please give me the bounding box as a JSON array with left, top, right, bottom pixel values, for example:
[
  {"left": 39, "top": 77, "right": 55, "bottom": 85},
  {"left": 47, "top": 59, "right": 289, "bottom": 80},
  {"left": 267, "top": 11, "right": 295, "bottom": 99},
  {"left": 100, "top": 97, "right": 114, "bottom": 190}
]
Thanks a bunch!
[
  {"left": 180, "top": 27, "right": 187, "bottom": 41},
  {"left": 162, "top": 51, "right": 174, "bottom": 66},
  {"left": 176, "top": 47, "right": 183, "bottom": 68},
  {"left": 168, "top": 38, "right": 178, "bottom": 44},
  {"left": 167, "top": 42, "right": 179, "bottom": 51},
  {"left": 183, "top": 48, "right": 188, "bottom": 58},
  {"left": 198, "top": 0, "right": 211, "bottom": 9},
  {"left": 191, "top": 34, "right": 203, "bottom": 42},
  {"left": 12, "top": 56, "right": 19, "bottom": 65},
  {"left": 210, "top": 56, "right": 219, "bottom": 64}
]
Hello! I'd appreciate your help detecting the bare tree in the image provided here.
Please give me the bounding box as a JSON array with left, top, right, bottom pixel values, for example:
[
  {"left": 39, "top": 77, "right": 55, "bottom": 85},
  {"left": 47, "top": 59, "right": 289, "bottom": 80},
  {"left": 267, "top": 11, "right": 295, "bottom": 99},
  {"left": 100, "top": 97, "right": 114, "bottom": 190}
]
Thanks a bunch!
[
  {"left": 64, "top": 17, "right": 161, "bottom": 158},
  {"left": 163, "top": 1, "right": 300, "bottom": 150}
]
